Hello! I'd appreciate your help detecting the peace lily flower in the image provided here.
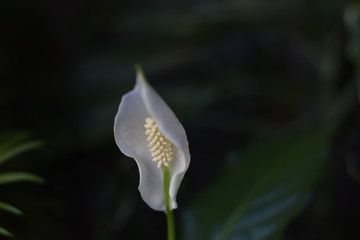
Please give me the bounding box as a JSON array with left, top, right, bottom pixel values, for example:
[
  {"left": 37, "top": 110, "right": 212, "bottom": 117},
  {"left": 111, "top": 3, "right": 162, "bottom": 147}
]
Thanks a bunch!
[{"left": 113, "top": 66, "right": 190, "bottom": 212}]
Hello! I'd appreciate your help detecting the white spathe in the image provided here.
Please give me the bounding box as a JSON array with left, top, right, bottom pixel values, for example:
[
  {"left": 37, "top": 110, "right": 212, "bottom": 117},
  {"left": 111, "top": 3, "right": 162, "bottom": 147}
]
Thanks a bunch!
[{"left": 114, "top": 68, "right": 190, "bottom": 211}]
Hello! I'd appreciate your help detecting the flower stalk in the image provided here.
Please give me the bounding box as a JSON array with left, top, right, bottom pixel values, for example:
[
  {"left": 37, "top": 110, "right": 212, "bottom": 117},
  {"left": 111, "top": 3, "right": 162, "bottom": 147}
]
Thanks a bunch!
[{"left": 162, "top": 166, "right": 175, "bottom": 240}]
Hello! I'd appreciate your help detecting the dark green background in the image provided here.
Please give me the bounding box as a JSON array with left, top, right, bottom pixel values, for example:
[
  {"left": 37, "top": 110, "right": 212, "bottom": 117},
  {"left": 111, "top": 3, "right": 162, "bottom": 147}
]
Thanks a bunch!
[{"left": 1, "top": 0, "right": 360, "bottom": 239}]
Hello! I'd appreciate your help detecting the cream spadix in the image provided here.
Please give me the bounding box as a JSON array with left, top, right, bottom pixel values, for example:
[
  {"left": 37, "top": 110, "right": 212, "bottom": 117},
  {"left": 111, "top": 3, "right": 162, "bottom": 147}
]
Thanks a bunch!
[{"left": 113, "top": 67, "right": 190, "bottom": 211}]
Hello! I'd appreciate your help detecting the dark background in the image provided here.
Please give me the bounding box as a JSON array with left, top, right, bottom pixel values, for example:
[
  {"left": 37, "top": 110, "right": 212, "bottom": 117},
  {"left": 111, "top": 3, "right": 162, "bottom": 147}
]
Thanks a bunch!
[{"left": 1, "top": 0, "right": 360, "bottom": 239}]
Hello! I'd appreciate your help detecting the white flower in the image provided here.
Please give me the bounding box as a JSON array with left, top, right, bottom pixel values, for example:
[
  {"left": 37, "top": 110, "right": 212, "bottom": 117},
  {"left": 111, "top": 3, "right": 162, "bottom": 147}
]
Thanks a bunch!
[{"left": 114, "top": 67, "right": 190, "bottom": 211}]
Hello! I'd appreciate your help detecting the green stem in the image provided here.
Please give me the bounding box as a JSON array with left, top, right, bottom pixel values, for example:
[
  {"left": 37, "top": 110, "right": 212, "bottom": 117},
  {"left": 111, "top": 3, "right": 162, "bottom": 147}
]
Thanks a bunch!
[{"left": 162, "top": 167, "right": 175, "bottom": 240}]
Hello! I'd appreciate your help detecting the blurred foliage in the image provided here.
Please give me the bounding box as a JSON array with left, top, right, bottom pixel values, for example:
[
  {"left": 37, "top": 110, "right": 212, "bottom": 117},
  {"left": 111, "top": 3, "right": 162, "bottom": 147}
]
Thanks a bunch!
[
  {"left": 182, "top": 128, "right": 329, "bottom": 240},
  {"left": 0, "top": 133, "right": 43, "bottom": 238},
  {"left": 1, "top": 0, "right": 360, "bottom": 239},
  {"left": 345, "top": 2, "right": 360, "bottom": 102}
]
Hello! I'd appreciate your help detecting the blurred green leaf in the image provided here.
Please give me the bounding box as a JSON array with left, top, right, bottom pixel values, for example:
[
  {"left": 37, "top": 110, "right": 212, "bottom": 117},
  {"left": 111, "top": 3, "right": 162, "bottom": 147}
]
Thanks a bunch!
[
  {"left": 0, "top": 132, "right": 29, "bottom": 152},
  {"left": 0, "top": 141, "right": 43, "bottom": 165},
  {"left": 345, "top": 3, "right": 360, "bottom": 101},
  {"left": 182, "top": 128, "right": 329, "bottom": 240},
  {"left": 0, "top": 134, "right": 44, "bottom": 239},
  {"left": 0, "top": 201, "right": 22, "bottom": 215},
  {"left": 0, "top": 172, "right": 44, "bottom": 185},
  {"left": 0, "top": 226, "right": 13, "bottom": 238}
]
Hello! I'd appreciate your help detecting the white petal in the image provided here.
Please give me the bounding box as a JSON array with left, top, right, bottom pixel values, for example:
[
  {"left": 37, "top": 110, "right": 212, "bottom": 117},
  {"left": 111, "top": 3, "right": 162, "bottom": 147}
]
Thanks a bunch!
[
  {"left": 135, "top": 69, "right": 191, "bottom": 210},
  {"left": 114, "top": 68, "right": 190, "bottom": 211},
  {"left": 114, "top": 86, "right": 165, "bottom": 210}
]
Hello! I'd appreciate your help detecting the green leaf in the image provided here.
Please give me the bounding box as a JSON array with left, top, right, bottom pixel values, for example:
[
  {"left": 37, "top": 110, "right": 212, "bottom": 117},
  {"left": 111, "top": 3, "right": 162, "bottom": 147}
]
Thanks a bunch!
[
  {"left": 0, "top": 226, "right": 13, "bottom": 238},
  {"left": 345, "top": 3, "right": 360, "bottom": 100},
  {"left": 0, "top": 201, "right": 22, "bottom": 215},
  {"left": 0, "top": 132, "right": 29, "bottom": 152},
  {"left": 182, "top": 128, "right": 329, "bottom": 240},
  {"left": 0, "top": 141, "right": 43, "bottom": 165},
  {"left": 0, "top": 172, "right": 44, "bottom": 185}
]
